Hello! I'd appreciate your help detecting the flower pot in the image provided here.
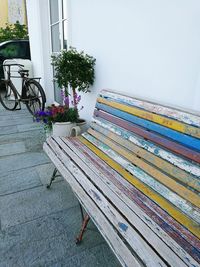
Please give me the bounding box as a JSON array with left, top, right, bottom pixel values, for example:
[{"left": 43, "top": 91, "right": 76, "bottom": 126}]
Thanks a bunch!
[
  {"left": 52, "top": 122, "right": 76, "bottom": 137},
  {"left": 76, "top": 119, "right": 87, "bottom": 133}
]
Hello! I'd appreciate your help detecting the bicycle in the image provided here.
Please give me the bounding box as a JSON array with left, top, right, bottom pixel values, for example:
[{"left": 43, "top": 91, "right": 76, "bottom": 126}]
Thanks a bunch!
[{"left": 0, "top": 63, "right": 46, "bottom": 115}]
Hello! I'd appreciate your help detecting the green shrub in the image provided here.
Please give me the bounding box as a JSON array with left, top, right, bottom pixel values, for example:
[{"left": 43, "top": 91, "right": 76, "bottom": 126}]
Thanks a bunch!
[{"left": 0, "top": 21, "right": 28, "bottom": 43}]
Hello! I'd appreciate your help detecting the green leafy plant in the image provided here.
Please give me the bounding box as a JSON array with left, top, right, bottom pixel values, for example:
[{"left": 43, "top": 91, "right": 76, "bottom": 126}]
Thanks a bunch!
[
  {"left": 51, "top": 47, "right": 96, "bottom": 109},
  {"left": 0, "top": 21, "right": 28, "bottom": 43}
]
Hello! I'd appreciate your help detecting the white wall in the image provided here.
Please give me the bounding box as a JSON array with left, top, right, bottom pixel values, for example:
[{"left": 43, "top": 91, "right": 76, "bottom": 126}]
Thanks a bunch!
[
  {"left": 69, "top": 0, "right": 200, "bottom": 121},
  {"left": 26, "top": 0, "right": 54, "bottom": 105}
]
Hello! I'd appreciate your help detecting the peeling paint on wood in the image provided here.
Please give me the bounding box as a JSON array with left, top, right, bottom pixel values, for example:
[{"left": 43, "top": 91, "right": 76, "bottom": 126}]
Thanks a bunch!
[
  {"left": 82, "top": 133, "right": 200, "bottom": 224},
  {"left": 92, "top": 116, "right": 200, "bottom": 178},
  {"left": 73, "top": 137, "right": 200, "bottom": 265},
  {"left": 79, "top": 135, "right": 200, "bottom": 239},
  {"left": 43, "top": 89, "right": 200, "bottom": 267},
  {"left": 95, "top": 103, "right": 200, "bottom": 152},
  {"left": 100, "top": 90, "right": 200, "bottom": 127},
  {"left": 62, "top": 137, "right": 198, "bottom": 266},
  {"left": 118, "top": 222, "right": 128, "bottom": 232},
  {"left": 88, "top": 128, "right": 200, "bottom": 208},
  {"left": 90, "top": 121, "right": 200, "bottom": 192}
]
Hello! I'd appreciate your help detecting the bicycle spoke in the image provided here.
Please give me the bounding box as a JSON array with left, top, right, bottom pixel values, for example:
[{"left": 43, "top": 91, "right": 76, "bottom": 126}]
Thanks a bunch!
[
  {"left": 25, "top": 80, "right": 45, "bottom": 115},
  {"left": 0, "top": 82, "right": 17, "bottom": 110}
]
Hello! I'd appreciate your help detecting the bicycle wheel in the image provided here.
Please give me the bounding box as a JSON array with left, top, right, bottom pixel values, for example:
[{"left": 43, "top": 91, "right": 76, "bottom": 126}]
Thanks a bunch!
[
  {"left": 0, "top": 80, "right": 18, "bottom": 110},
  {"left": 24, "top": 80, "right": 46, "bottom": 115}
]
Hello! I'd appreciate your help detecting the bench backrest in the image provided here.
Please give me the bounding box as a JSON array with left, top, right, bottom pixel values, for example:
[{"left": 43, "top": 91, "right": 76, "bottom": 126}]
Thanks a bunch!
[{"left": 80, "top": 89, "right": 200, "bottom": 249}]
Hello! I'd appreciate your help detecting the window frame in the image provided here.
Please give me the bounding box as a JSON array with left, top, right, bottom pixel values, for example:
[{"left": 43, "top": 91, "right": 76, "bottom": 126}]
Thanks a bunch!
[{"left": 48, "top": 0, "right": 68, "bottom": 103}]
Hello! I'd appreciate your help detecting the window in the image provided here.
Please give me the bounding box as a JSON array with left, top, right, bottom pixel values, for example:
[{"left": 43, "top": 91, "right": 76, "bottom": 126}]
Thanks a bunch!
[{"left": 49, "top": 0, "right": 68, "bottom": 102}]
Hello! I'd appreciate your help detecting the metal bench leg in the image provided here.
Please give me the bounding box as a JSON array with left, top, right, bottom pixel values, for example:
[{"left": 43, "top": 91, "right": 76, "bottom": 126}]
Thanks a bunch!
[
  {"left": 76, "top": 204, "right": 90, "bottom": 244},
  {"left": 46, "top": 167, "right": 58, "bottom": 189}
]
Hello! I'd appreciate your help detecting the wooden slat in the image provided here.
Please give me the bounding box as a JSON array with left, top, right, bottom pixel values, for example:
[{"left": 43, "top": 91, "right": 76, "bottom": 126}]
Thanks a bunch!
[
  {"left": 43, "top": 141, "right": 141, "bottom": 267},
  {"left": 97, "top": 97, "right": 200, "bottom": 139},
  {"left": 100, "top": 90, "right": 200, "bottom": 127},
  {"left": 70, "top": 137, "right": 200, "bottom": 266},
  {"left": 91, "top": 121, "right": 200, "bottom": 193},
  {"left": 52, "top": 137, "right": 172, "bottom": 267},
  {"left": 95, "top": 103, "right": 200, "bottom": 152},
  {"left": 93, "top": 116, "right": 200, "bottom": 177},
  {"left": 82, "top": 132, "right": 200, "bottom": 224},
  {"left": 79, "top": 135, "right": 200, "bottom": 239},
  {"left": 87, "top": 128, "right": 200, "bottom": 207},
  {"left": 45, "top": 138, "right": 166, "bottom": 267}
]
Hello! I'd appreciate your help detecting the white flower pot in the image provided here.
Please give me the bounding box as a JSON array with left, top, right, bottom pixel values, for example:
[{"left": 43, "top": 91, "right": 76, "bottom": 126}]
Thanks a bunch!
[
  {"left": 52, "top": 122, "right": 77, "bottom": 137},
  {"left": 76, "top": 119, "right": 87, "bottom": 133}
]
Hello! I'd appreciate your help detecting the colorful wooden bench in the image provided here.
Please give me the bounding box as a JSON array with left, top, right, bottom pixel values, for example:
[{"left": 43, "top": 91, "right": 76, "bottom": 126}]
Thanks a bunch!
[{"left": 43, "top": 89, "right": 200, "bottom": 267}]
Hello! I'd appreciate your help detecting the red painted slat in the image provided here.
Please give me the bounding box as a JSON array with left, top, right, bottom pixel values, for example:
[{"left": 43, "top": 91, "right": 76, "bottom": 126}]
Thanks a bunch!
[
  {"left": 94, "top": 110, "right": 200, "bottom": 164},
  {"left": 71, "top": 137, "right": 200, "bottom": 263}
]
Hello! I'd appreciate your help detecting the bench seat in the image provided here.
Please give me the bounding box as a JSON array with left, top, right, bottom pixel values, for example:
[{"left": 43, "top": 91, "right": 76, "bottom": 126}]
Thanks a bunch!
[{"left": 43, "top": 89, "right": 200, "bottom": 267}]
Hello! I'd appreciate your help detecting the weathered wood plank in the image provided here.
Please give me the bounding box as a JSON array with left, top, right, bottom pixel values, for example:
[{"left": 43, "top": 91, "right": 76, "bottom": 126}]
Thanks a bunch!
[
  {"left": 43, "top": 141, "right": 140, "bottom": 267},
  {"left": 93, "top": 116, "right": 200, "bottom": 177},
  {"left": 65, "top": 137, "right": 200, "bottom": 267},
  {"left": 100, "top": 90, "right": 200, "bottom": 127},
  {"left": 73, "top": 138, "right": 200, "bottom": 258},
  {"left": 82, "top": 132, "right": 200, "bottom": 224},
  {"left": 91, "top": 121, "right": 200, "bottom": 192},
  {"left": 79, "top": 135, "right": 200, "bottom": 239},
  {"left": 87, "top": 128, "right": 200, "bottom": 207},
  {"left": 43, "top": 89, "right": 200, "bottom": 267},
  {"left": 95, "top": 103, "right": 200, "bottom": 152},
  {"left": 98, "top": 97, "right": 200, "bottom": 138},
  {"left": 50, "top": 137, "right": 169, "bottom": 267}
]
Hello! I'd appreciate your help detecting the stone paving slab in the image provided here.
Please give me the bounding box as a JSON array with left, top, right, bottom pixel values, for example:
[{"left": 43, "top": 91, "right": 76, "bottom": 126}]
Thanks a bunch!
[
  {"left": 0, "top": 141, "right": 26, "bottom": 157},
  {"left": 17, "top": 123, "right": 43, "bottom": 132},
  {"left": 0, "top": 105, "right": 120, "bottom": 266},
  {"left": 0, "top": 130, "right": 45, "bottom": 153},
  {"left": 0, "top": 181, "right": 78, "bottom": 230},
  {"left": 0, "top": 152, "right": 50, "bottom": 176},
  {"left": 0, "top": 167, "right": 42, "bottom": 196},
  {"left": 36, "top": 162, "right": 63, "bottom": 185},
  {"left": 0, "top": 207, "right": 119, "bottom": 267},
  {"left": 0, "top": 125, "right": 18, "bottom": 135},
  {"left": 0, "top": 116, "right": 34, "bottom": 127},
  {"left": 0, "top": 129, "right": 45, "bottom": 144}
]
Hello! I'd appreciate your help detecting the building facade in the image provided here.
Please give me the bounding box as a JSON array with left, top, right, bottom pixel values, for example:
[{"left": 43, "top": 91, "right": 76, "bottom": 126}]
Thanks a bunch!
[
  {"left": 0, "top": 0, "right": 27, "bottom": 27},
  {"left": 26, "top": 0, "right": 200, "bottom": 121}
]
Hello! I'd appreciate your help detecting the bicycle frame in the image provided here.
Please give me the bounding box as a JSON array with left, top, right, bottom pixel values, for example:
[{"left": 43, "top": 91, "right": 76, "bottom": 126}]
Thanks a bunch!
[
  {"left": 0, "top": 63, "right": 46, "bottom": 115},
  {"left": 2, "top": 64, "right": 41, "bottom": 102}
]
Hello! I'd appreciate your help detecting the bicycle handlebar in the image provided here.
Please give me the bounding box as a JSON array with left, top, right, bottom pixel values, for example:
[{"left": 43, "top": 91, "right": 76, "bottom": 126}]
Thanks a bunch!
[{"left": 3, "top": 63, "right": 24, "bottom": 68}]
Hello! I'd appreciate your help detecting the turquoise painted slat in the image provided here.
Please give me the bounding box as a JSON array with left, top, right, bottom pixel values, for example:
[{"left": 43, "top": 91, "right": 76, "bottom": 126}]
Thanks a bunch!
[
  {"left": 100, "top": 90, "right": 200, "bottom": 127},
  {"left": 95, "top": 103, "right": 200, "bottom": 152},
  {"left": 91, "top": 118, "right": 200, "bottom": 178},
  {"left": 82, "top": 132, "right": 200, "bottom": 224}
]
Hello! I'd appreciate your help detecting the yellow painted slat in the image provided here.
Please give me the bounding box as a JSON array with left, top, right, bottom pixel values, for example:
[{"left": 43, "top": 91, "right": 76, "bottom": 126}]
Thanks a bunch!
[
  {"left": 91, "top": 123, "right": 200, "bottom": 192},
  {"left": 79, "top": 136, "right": 200, "bottom": 239},
  {"left": 88, "top": 128, "right": 200, "bottom": 208},
  {"left": 97, "top": 97, "right": 200, "bottom": 139}
]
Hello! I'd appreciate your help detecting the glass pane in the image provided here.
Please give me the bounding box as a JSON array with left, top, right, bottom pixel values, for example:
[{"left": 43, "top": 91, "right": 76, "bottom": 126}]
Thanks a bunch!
[
  {"left": 49, "top": 0, "right": 59, "bottom": 24},
  {"left": 53, "top": 81, "right": 62, "bottom": 104},
  {"left": 62, "top": 0, "right": 67, "bottom": 19},
  {"left": 63, "top": 20, "right": 67, "bottom": 50},
  {"left": 51, "top": 24, "right": 61, "bottom": 52}
]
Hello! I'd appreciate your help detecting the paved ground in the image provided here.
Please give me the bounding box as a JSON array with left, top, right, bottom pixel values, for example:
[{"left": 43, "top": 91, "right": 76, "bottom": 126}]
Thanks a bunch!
[{"left": 0, "top": 106, "right": 120, "bottom": 267}]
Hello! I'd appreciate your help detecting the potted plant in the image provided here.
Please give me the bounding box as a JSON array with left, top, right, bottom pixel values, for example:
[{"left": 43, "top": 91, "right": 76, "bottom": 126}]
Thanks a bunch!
[
  {"left": 35, "top": 105, "right": 80, "bottom": 137},
  {"left": 51, "top": 47, "right": 96, "bottom": 128}
]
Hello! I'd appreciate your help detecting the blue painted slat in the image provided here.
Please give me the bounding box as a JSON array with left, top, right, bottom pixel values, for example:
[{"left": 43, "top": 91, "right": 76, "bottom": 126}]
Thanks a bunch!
[{"left": 96, "top": 103, "right": 200, "bottom": 152}]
